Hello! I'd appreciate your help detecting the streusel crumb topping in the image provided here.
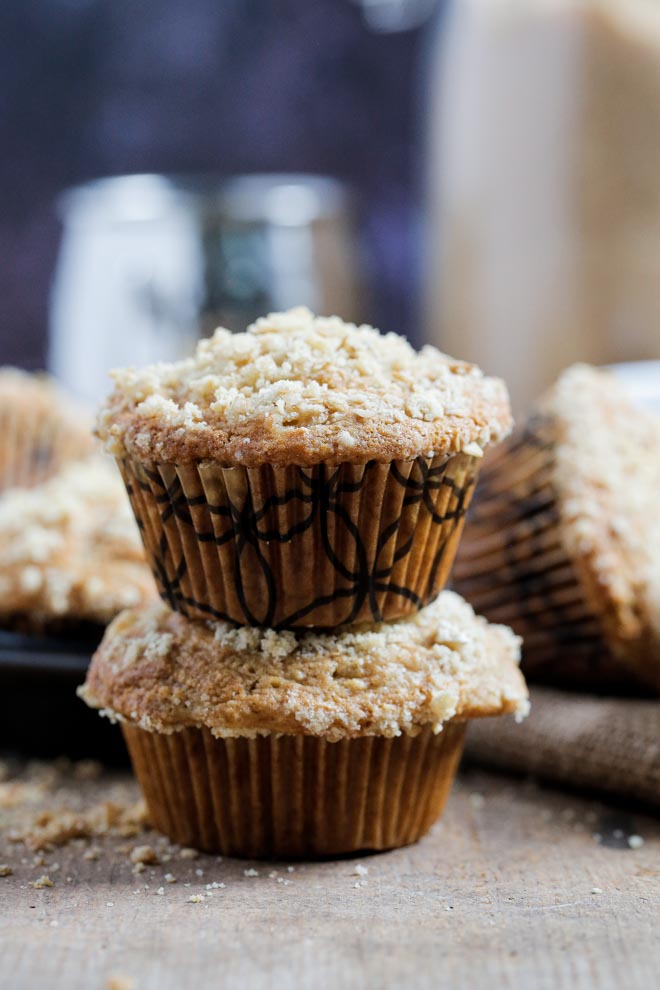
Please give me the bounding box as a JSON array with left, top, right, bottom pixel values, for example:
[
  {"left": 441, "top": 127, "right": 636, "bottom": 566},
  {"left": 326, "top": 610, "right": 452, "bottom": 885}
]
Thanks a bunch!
[
  {"left": 542, "top": 364, "right": 660, "bottom": 645},
  {"left": 0, "top": 457, "right": 156, "bottom": 625},
  {"left": 97, "top": 308, "right": 512, "bottom": 466},
  {"left": 79, "top": 592, "right": 528, "bottom": 741}
]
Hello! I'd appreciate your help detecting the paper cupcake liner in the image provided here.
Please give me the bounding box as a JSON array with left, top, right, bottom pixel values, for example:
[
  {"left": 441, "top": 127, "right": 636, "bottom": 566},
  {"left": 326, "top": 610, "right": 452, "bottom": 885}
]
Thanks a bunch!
[
  {"left": 452, "top": 418, "right": 633, "bottom": 690},
  {"left": 122, "top": 722, "right": 466, "bottom": 858},
  {"left": 118, "top": 453, "right": 480, "bottom": 628},
  {"left": 0, "top": 398, "right": 93, "bottom": 492}
]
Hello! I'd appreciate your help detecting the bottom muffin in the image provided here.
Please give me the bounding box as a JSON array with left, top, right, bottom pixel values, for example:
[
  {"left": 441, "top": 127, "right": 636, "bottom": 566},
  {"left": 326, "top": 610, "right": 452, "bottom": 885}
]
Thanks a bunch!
[{"left": 79, "top": 593, "right": 528, "bottom": 858}]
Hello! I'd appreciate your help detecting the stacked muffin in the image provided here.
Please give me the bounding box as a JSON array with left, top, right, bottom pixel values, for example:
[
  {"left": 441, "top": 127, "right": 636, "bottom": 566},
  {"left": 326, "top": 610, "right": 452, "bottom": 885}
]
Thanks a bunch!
[{"left": 80, "top": 308, "right": 528, "bottom": 857}]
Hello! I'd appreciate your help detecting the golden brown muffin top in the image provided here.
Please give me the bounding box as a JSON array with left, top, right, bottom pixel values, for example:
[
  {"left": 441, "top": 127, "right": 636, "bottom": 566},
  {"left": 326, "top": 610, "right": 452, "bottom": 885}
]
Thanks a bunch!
[
  {"left": 540, "top": 364, "right": 660, "bottom": 653},
  {"left": 79, "top": 592, "right": 528, "bottom": 741},
  {"left": 96, "top": 308, "right": 512, "bottom": 467},
  {"left": 0, "top": 457, "right": 157, "bottom": 627}
]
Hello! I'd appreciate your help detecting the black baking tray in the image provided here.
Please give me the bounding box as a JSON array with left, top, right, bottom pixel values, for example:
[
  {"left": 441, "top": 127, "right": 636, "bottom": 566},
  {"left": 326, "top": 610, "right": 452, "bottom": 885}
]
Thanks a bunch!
[{"left": 0, "top": 627, "right": 129, "bottom": 763}]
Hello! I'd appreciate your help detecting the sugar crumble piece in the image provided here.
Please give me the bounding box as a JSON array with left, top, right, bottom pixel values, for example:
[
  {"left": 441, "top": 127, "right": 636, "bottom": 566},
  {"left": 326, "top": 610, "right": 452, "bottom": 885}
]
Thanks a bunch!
[
  {"left": 206, "top": 881, "right": 225, "bottom": 890},
  {"left": 195, "top": 868, "right": 204, "bottom": 877},
  {"left": 83, "top": 847, "right": 101, "bottom": 861},
  {"left": 106, "top": 976, "right": 136, "bottom": 990},
  {"left": 353, "top": 864, "right": 368, "bottom": 877},
  {"left": 243, "top": 868, "right": 259, "bottom": 877},
  {"left": 628, "top": 835, "right": 644, "bottom": 849},
  {"left": 156, "top": 886, "right": 165, "bottom": 896},
  {"left": 179, "top": 847, "right": 199, "bottom": 860},
  {"left": 132, "top": 862, "right": 146, "bottom": 875},
  {"left": 187, "top": 894, "right": 204, "bottom": 903},
  {"left": 130, "top": 844, "right": 158, "bottom": 865},
  {"left": 0, "top": 865, "right": 13, "bottom": 877},
  {"left": 164, "top": 873, "right": 177, "bottom": 884},
  {"left": 31, "top": 875, "right": 53, "bottom": 889},
  {"left": 286, "top": 866, "right": 295, "bottom": 873},
  {"left": 591, "top": 887, "right": 604, "bottom": 895}
]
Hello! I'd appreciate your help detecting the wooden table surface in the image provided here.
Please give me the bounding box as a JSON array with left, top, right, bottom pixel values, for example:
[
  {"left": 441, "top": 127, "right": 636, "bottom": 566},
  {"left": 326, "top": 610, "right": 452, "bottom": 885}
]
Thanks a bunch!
[{"left": 1, "top": 758, "right": 658, "bottom": 990}]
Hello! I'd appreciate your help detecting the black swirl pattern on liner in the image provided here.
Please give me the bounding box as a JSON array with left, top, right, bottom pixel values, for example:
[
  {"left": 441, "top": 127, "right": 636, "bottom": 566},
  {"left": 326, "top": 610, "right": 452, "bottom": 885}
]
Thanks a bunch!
[{"left": 121, "top": 454, "right": 479, "bottom": 629}]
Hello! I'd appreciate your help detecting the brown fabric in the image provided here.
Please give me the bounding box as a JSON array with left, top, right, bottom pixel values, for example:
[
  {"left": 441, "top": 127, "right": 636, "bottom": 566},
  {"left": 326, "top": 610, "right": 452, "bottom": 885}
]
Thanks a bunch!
[{"left": 465, "top": 687, "right": 660, "bottom": 809}]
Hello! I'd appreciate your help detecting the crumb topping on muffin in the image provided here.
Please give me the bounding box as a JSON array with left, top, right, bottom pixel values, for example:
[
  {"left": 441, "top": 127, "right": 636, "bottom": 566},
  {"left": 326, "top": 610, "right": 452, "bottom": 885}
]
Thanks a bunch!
[
  {"left": 97, "top": 308, "right": 512, "bottom": 466},
  {"left": 541, "top": 363, "right": 660, "bottom": 646},
  {"left": 79, "top": 591, "right": 528, "bottom": 741},
  {"left": 0, "top": 457, "right": 157, "bottom": 626}
]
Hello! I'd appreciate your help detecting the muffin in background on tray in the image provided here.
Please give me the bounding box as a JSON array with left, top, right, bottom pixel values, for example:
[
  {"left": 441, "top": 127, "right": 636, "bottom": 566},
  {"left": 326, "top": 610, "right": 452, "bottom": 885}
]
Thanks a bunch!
[
  {"left": 79, "top": 590, "right": 528, "bottom": 858},
  {"left": 0, "top": 456, "right": 157, "bottom": 634},
  {"left": 0, "top": 367, "right": 95, "bottom": 492},
  {"left": 452, "top": 364, "right": 660, "bottom": 694},
  {"left": 96, "top": 307, "right": 512, "bottom": 629}
]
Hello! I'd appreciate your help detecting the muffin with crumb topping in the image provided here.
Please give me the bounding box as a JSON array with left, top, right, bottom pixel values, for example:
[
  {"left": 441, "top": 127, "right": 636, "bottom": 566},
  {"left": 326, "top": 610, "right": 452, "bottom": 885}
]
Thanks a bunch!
[
  {"left": 453, "top": 364, "right": 660, "bottom": 693},
  {"left": 97, "top": 308, "right": 512, "bottom": 629},
  {"left": 79, "top": 590, "right": 528, "bottom": 857},
  {"left": 0, "top": 367, "right": 95, "bottom": 492},
  {"left": 0, "top": 457, "right": 157, "bottom": 634}
]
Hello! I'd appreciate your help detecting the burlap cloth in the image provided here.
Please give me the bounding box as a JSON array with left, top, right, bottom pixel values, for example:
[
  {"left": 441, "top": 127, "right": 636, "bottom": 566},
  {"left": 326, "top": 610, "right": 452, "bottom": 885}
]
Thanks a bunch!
[{"left": 465, "top": 687, "right": 660, "bottom": 810}]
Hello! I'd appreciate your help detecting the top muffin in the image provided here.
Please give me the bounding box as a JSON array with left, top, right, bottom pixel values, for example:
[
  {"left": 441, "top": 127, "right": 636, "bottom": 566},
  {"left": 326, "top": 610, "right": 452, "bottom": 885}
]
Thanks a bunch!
[{"left": 97, "top": 308, "right": 512, "bottom": 467}]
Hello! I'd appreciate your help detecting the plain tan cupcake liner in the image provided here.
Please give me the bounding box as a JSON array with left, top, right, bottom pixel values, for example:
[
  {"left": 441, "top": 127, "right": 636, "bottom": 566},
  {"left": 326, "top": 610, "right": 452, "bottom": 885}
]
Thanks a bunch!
[
  {"left": 117, "top": 452, "right": 480, "bottom": 629},
  {"left": 122, "top": 721, "right": 466, "bottom": 858},
  {"left": 0, "top": 395, "right": 93, "bottom": 492},
  {"left": 452, "top": 418, "right": 652, "bottom": 692}
]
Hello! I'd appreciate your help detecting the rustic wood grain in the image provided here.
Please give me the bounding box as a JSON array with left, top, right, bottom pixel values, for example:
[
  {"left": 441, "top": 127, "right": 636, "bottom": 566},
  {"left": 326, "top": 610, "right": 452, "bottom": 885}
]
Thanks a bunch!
[{"left": 1, "top": 766, "right": 658, "bottom": 990}]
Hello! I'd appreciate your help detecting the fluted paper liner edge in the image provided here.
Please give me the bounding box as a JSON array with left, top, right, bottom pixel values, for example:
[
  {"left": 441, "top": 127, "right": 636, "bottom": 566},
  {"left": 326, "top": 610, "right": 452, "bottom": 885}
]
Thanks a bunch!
[{"left": 122, "top": 723, "right": 466, "bottom": 858}]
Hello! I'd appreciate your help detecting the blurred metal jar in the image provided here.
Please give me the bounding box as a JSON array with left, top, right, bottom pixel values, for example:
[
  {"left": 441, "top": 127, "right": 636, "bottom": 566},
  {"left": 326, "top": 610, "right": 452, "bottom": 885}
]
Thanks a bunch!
[
  {"left": 425, "top": 0, "right": 660, "bottom": 413},
  {"left": 50, "top": 173, "right": 361, "bottom": 406}
]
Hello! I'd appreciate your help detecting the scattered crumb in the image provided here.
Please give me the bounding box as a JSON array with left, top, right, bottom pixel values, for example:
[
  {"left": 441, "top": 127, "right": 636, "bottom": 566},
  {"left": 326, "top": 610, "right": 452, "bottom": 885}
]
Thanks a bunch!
[
  {"left": 187, "top": 894, "right": 204, "bottom": 903},
  {"left": 179, "top": 848, "right": 199, "bottom": 860},
  {"left": 31, "top": 875, "right": 53, "bottom": 889},
  {"left": 156, "top": 887, "right": 165, "bottom": 896},
  {"left": 353, "top": 864, "right": 368, "bottom": 877},
  {"left": 591, "top": 888, "right": 604, "bottom": 895},
  {"left": 206, "top": 881, "right": 225, "bottom": 890},
  {"left": 130, "top": 845, "right": 158, "bottom": 866},
  {"left": 469, "top": 793, "right": 485, "bottom": 809},
  {"left": 106, "top": 902, "right": 114, "bottom": 907},
  {"left": 0, "top": 865, "right": 13, "bottom": 877},
  {"left": 244, "top": 869, "right": 259, "bottom": 878},
  {"left": 628, "top": 835, "right": 644, "bottom": 849},
  {"left": 106, "top": 976, "right": 136, "bottom": 990},
  {"left": 195, "top": 868, "right": 204, "bottom": 877},
  {"left": 83, "top": 847, "right": 101, "bottom": 861},
  {"left": 286, "top": 866, "right": 295, "bottom": 873},
  {"left": 132, "top": 862, "right": 146, "bottom": 875},
  {"left": 164, "top": 873, "right": 177, "bottom": 884}
]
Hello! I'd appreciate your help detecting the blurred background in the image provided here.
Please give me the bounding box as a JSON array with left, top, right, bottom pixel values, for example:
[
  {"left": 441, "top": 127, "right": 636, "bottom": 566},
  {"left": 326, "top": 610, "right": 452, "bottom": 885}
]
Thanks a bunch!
[{"left": 2, "top": 0, "right": 660, "bottom": 411}]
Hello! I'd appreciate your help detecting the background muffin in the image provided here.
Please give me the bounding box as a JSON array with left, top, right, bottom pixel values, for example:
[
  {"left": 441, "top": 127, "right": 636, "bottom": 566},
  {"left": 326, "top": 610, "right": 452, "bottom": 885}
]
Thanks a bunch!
[
  {"left": 0, "top": 367, "right": 95, "bottom": 492},
  {"left": 79, "top": 591, "right": 528, "bottom": 858},
  {"left": 453, "top": 364, "right": 660, "bottom": 693},
  {"left": 97, "top": 308, "right": 512, "bottom": 629},
  {"left": 0, "top": 456, "right": 157, "bottom": 634}
]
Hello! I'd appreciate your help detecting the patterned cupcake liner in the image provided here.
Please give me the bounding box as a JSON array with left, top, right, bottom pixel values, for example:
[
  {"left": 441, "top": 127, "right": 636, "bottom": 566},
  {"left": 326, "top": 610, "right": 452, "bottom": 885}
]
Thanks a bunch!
[
  {"left": 452, "top": 417, "right": 639, "bottom": 691},
  {"left": 118, "top": 453, "right": 480, "bottom": 629},
  {"left": 0, "top": 397, "right": 93, "bottom": 492},
  {"left": 122, "top": 722, "right": 467, "bottom": 859}
]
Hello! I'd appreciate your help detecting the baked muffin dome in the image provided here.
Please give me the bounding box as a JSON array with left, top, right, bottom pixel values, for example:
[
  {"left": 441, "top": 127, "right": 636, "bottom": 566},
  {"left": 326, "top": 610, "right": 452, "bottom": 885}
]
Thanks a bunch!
[{"left": 97, "top": 308, "right": 512, "bottom": 467}]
